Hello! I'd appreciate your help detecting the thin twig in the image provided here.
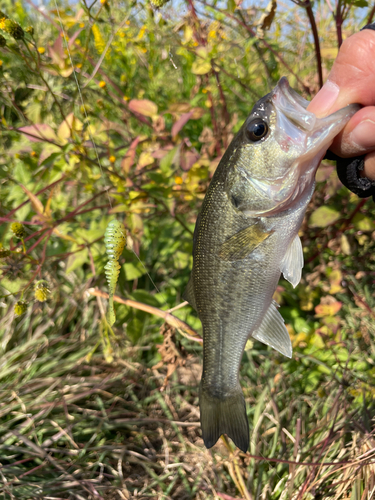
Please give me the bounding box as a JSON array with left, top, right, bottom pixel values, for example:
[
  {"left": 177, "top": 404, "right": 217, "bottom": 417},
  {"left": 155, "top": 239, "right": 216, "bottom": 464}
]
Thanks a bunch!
[
  {"left": 304, "top": 1, "right": 323, "bottom": 88},
  {"left": 367, "top": 4, "right": 375, "bottom": 24},
  {"left": 87, "top": 288, "right": 202, "bottom": 343}
]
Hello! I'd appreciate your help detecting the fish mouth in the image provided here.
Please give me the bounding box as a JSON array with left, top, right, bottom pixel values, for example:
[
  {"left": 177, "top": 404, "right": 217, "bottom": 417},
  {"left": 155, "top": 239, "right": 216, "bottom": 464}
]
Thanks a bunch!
[
  {"left": 273, "top": 77, "right": 360, "bottom": 156},
  {"left": 246, "top": 78, "right": 360, "bottom": 216}
]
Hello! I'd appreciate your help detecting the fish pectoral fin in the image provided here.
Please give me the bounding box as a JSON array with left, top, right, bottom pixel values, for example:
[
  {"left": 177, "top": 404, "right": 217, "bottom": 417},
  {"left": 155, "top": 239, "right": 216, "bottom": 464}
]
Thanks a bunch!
[
  {"left": 219, "top": 221, "right": 273, "bottom": 261},
  {"left": 279, "top": 234, "right": 304, "bottom": 288},
  {"left": 252, "top": 300, "right": 292, "bottom": 358},
  {"left": 183, "top": 275, "right": 197, "bottom": 310}
]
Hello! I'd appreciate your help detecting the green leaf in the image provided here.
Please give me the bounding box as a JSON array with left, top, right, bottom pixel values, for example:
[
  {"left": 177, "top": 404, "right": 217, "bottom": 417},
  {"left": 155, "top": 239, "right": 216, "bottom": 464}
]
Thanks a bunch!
[
  {"left": 126, "top": 317, "right": 145, "bottom": 344},
  {"left": 191, "top": 59, "right": 211, "bottom": 75},
  {"left": 309, "top": 206, "right": 340, "bottom": 228},
  {"left": 123, "top": 261, "right": 146, "bottom": 280},
  {"left": 160, "top": 147, "right": 178, "bottom": 174},
  {"left": 352, "top": 213, "right": 375, "bottom": 231},
  {"left": 131, "top": 289, "right": 161, "bottom": 307},
  {"left": 66, "top": 248, "right": 89, "bottom": 274},
  {"left": 0, "top": 277, "right": 28, "bottom": 294}
]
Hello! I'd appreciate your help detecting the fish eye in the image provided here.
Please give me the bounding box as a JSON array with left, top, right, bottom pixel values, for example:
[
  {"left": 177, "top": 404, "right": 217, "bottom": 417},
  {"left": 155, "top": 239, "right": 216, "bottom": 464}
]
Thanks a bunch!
[{"left": 246, "top": 119, "right": 268, "bottom": 142}]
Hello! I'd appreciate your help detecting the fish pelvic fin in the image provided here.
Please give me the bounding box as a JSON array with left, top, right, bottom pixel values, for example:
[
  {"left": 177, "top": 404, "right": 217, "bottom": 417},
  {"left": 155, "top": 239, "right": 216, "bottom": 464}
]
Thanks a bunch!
[{"left": 199, "top": 386, "right": 249, "bottom": 453}]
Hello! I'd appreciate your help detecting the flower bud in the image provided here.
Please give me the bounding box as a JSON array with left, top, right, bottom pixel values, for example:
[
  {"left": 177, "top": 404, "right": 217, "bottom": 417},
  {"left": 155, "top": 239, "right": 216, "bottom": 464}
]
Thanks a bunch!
[
  {"left": 2, "top": 19, "right": 24, "bottom": 40},
  {"left": 34, "top": 280, "right": 51, "bottom": 302},
  {"left": 14, "top": 300, "right": 28, "bottom": 316},
  {"left": 10, "top": 222, "right": 26, "bottom": 239}
]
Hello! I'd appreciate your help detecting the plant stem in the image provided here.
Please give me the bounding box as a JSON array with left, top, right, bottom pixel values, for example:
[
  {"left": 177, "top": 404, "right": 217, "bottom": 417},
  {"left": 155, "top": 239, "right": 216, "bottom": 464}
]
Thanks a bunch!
[
  {"left": 304, "top": 0, "right": 323, "bottom": 88},
  {"left": 367, "top": 4, "right": 375, "bottom": 24}
]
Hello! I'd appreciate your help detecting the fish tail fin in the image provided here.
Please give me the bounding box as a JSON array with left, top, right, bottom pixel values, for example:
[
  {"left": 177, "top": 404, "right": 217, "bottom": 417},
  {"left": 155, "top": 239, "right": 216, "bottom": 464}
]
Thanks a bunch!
[{"left": 199, "top": 386, "right": 249, "bottom": 453}]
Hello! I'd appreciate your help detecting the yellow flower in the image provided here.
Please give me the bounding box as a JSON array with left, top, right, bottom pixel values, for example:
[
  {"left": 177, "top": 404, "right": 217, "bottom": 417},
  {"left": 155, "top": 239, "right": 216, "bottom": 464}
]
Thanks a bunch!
[
  {"left": 34, "top": 280, "right": 51, "bottom": 302},
  {"left": 99, "top": 80, "right": 106, "bottom": 88},
  {"left": 174, "top": 176, "right": 183, "bottom": 185},
  {"left": 92, "top": 24, "right": 105, "bottom": 55},
  {"left": 150, "top": 0, "right": 170, "bottom": 6},
  {"left": 109, "top": 155, "right": 116, "bottom": 163},
  {"left": 37, "top": 47, "right": 45, "bottom": 54},
  {"left": 14, "top": 300, "right": 28, "bottom": 316},
  {"left": 10, "top": 222, "right": 26, "bottom": 239}
]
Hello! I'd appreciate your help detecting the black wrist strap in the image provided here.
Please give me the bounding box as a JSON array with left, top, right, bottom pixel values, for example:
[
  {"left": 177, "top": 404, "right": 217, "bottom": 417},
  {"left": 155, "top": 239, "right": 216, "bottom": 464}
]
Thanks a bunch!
[
  {"left": 323, "top": 151, "right": 375, "bottom": 201},
  {"left": 324, "top": 21, "right": 375, "bottom": 202}
]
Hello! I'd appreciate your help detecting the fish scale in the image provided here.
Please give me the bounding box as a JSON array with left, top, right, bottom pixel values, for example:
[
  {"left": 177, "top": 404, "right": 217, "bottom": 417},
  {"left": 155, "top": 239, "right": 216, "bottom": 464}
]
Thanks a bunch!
[{"left": 184, "top": 77, "right": 360, "bottom": 452}]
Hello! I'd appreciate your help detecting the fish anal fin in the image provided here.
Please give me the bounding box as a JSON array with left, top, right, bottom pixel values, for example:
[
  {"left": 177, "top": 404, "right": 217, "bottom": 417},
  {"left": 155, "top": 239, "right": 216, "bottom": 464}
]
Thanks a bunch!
[
  {"left": 252, "top": 300, "right": 292, "bottom": 358},
  {"left": 219, "top": 221, "right": 273, "bottom": 261},
  {"left": 183, "top": 275, "right": 197, "bottom": 310},
  {"left": 199, "top": 386, "right": 249, "bottom": 453},
  {"left": 280, "top": 234, "right": 304, "bottom": 288}
]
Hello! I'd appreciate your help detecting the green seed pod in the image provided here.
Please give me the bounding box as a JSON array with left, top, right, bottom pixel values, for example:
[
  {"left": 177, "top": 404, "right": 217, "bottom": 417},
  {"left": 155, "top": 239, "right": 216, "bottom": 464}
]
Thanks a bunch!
[
  {"left": 0, "top": 34, "right": 6, "bottom": 47},
  {"left": 104, "top": 219, "right": 126, "bottom": 326},
  {"left": 10, "top": 222, "right": 26, "bottom": 239},
  {"left": 34, "top": 280, "right": 51, "bottom": 302},
  {"left": 2, "top": 19, "right": 24, "bottom": 39},
  {"left": 14, "top": 300, "right": 28, "bottom": 316},
  {"left": 25, "top": 26, "right": 34, "bottom": 36}
]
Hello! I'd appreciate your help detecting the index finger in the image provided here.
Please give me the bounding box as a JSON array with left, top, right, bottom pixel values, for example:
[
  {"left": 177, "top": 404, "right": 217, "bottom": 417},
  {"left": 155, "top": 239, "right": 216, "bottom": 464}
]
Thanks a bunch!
[{"left": 308, "top": 29, "right": 375, "bottom": 115}]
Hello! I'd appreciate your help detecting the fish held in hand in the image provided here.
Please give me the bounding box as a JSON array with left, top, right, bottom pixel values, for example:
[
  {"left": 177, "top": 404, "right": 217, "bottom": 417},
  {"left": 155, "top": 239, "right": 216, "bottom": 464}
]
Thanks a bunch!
[{"left": 184, "top": 77, "right": 359, "bottom": 453}]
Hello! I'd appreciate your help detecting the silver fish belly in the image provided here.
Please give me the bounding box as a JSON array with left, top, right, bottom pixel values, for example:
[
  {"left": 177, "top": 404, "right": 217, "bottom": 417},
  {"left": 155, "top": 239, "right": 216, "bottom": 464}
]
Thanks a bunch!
[{"left": 184, "top": 77, "right": 359, "bottom": 452}]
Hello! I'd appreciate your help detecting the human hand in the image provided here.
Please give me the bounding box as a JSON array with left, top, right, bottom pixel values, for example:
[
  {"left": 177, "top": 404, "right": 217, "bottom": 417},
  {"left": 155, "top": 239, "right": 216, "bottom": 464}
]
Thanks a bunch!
[{"left": 307, "top": 26, "right": 375, "bottom": 180}]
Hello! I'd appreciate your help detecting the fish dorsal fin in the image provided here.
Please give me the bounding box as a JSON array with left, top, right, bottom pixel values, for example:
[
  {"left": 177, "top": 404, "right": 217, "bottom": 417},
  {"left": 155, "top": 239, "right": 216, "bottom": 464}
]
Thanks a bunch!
[
  {"left": 219, "top": 221, "right": 273, "bottom": 261},
  {"left": 251, "top": 301, "right": 292, "bottom": 358},
  {"left": 279, "top": 234, "right": 304, "bottom": 288},
  {"left": 183, "top": 275, "right": 197, "bottom": 310}
]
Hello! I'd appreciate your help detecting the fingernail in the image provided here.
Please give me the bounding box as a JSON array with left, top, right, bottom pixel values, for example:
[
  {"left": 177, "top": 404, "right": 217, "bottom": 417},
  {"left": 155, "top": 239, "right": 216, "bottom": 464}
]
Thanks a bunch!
[
  {"left": 308, "top": 81, "right": 340, "bottom": 116},
  {"left": 350, "top": 120, "right": 375, "bottom": 149}
]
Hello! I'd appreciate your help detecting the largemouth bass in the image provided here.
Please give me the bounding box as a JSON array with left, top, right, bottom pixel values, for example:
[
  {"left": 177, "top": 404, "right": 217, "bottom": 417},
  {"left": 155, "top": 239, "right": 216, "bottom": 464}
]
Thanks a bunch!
[{"left": 184, "top": 77, "right": 359, "bottom": 452}]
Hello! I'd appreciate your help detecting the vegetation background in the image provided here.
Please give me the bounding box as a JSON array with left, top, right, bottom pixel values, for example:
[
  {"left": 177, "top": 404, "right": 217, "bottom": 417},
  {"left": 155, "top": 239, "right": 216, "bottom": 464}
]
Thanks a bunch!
[{"left": 1, "top": 0, "right": 375, "bottom": 498}]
